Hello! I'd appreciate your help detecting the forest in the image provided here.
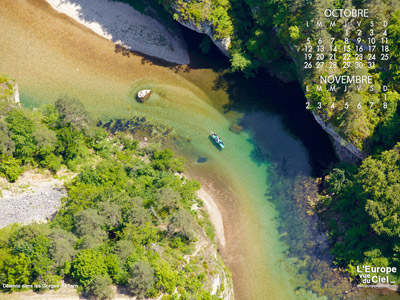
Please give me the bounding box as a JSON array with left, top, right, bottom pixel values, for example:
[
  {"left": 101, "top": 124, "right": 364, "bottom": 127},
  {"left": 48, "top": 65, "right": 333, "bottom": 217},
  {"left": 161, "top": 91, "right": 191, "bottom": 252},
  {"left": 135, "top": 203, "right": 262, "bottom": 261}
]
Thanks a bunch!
[
  {"left": 0, "top": 94, "right": 230, "bottom": 299},
  {"left": 319, "top": 146, "right": 400, "bottom": 285}
]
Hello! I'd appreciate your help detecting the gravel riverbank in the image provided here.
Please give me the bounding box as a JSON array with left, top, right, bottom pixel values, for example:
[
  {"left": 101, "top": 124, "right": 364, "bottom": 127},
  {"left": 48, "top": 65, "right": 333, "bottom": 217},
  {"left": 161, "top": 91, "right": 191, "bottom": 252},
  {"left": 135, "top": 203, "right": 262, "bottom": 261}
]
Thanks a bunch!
[
  {"left": 45, "top": 0, "right": 190, "bottom": 64},
  {"left": 0, "top": 172, "right": 66, "bottom": 228}
]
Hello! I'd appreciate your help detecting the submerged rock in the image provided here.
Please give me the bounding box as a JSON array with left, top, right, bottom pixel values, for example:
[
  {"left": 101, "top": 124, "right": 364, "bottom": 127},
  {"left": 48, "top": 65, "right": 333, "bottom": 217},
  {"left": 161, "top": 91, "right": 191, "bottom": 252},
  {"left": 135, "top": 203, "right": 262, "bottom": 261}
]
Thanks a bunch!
[
  {"left": 229, "top": 123, "right": 243, "bottom": 134},
  {"left": 197, "top": 157, "right": 208, "bottom": 163}
]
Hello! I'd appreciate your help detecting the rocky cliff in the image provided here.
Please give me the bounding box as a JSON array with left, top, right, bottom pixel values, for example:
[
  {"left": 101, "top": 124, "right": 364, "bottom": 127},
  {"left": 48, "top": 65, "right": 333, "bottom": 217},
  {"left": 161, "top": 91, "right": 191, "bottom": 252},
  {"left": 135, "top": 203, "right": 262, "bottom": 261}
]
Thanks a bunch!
[
  {"left": 165, "top": 1, "right": 231, "bottom": 57},
  {"left": 0, "top": 76, "right": 20, "bottom": 104},
  {"left": 175, "top": 16, "right": 231, "bottom": 57},
  {"left": 311, "top": 112, "right": 366, "bottom": 163}
]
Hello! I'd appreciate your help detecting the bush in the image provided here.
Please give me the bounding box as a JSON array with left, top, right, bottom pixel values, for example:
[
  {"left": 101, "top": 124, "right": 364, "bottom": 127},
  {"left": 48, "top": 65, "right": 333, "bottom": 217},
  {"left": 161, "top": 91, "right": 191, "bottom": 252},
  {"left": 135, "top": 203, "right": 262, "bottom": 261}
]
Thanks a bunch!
[
  {"left": 86, "top": 275, "right": 114, "bottom": 300},
  {"left": 41, "top": 153, "right": 62, "bottom": 173},
  {"left": 0, "top": 154, "right": 23, "bottom": 182},
  {"left": 71, "top": 249, "right": 108, "bottom": 286},
  {"left": 55, "top": 97, "right": 90, "bottom": 131},
  {"left": 126, "top": 261, "right": 155, "bottom": 298},
  {"left": 151, "top": 148, "right": 185, "bottom": 173}
]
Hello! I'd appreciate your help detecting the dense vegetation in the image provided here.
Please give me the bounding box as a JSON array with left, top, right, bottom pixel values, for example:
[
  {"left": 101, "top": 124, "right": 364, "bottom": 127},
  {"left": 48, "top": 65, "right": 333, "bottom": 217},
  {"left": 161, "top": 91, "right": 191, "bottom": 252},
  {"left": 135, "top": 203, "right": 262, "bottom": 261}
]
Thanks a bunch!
[
  {"left": 318, "top": 145, "right": 400, "bottom": 285},
  {"left": 162, "top": 0, "right": 234, "bottom": 39},
  {"left": 0, "top": 96, "right": 230, "bottom": 299}
]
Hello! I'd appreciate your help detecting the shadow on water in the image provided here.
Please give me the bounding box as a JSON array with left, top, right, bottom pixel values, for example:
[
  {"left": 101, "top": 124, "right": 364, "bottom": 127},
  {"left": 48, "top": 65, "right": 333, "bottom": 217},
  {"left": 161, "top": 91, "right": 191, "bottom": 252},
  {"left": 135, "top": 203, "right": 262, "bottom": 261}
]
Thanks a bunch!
[
  {"left": 179, "top": 24, "right": 337, "bottom": 176},
  {"left": 218, "top": 70, "right": 338, "bottom": 177}
]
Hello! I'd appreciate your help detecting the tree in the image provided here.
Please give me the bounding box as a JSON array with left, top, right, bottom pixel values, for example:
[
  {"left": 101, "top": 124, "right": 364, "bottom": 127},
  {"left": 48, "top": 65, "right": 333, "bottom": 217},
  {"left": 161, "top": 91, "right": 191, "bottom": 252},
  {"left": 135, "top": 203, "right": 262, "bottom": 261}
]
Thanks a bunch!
[
  {"left": 6, "top": 110, "right": 36, "bottom": 162},
  {"left": 74, "top": 208, "right": 106, "bottom": 238},
  {"left": 389, "top": 10, "right": 400, "bottom": 90},
  {"left": 0, "top": 253, "right": 31, "bottom": 290},
  {"left": 168, "top": 209, "right": 196, "bottom": 242},
  {"left": 71, "top": 249, "right": 108, "bottom": 286},
  {"left": 113, "top": 240, "right": 133, "bottom": 264},
  {"left": 153, "top": 259, "right": 177, "bottom": 294},
  {"left": 48, "top": 228, "right": 77, "bottom": 269},
  {"left": 155, "top": 187, "right": 180, "bottom": 216},
  {"left": 151, "top": 148, "right": 185, "bottom": 173},
  {"left": 56, "top": 125, "right": 84, "bottom": 162},
  {"left": 99, "top": 202, "right": 122, "bottom": 228},
  {"left": 0, "top": 154, "right": 23, "bottom": 182},
  {"left": 55, "top": 97, "right": 90, "bottom": 131},
  {"left": 123, "top": 205, "right": 151, "bottom": 226},
  {"left": 32, "top": 123, "right": 57, "bottom": 157},
  {"left": 86, "top": 275, "right": 114, "bottom": 300},
  {"left": 230, "top": 52, "right": 251, "bottom": 73},
  {"left": 41, "top": 153, "right": 62, "bottom": 173},
  {"left": 78, "top": 235, "right": 103, "bottom": 250},
  {"left": 325, "top": 168, "right": 346, "bottom": 195},
  {"left": 0, "top": 119, "right": 15, "bottom": 156},
  {"left": 126, "top": 261, "right": 155, "bottom": 299},
  {"left": 288, "top": 25, "right": 300, "bottom": 41},
  {"left": 357, "top": 146, "right": 400, "bottom": 237}
]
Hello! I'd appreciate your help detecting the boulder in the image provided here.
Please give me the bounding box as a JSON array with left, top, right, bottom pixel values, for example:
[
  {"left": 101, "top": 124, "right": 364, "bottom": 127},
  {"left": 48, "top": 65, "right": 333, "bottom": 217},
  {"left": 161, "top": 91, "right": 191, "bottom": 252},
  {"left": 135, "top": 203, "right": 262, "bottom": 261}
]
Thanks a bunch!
[
  {"left": 229, "top": 124, "right": 243, "bottom": 134},
  {"left": 137, "top": 89, "right": 152, "bottom": 102}
]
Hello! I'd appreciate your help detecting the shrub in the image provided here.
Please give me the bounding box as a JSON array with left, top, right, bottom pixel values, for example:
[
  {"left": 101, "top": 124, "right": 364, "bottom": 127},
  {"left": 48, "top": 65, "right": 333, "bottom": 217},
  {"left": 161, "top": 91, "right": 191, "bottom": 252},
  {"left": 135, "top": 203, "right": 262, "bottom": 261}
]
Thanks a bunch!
[
  {"left": 71, "top": 249, "right": 108, "bottom": 286},
  {"left": 0, "top": 154, "right": 23, "bottom": 182},
  {"left": 126, "top": 261, "right": 155, "bottom": 298},
  {"left": 86, "top": 275, "right": 114, "bottom": 300}
]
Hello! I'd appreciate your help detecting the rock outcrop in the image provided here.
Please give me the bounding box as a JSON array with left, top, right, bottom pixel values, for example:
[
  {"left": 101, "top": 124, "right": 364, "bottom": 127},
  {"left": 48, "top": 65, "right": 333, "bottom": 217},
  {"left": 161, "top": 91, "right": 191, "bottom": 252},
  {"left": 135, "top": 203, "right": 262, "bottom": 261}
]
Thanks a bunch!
[
  {"left": 0, "top": 77, "right": 20, "bottom": 104},
  {"left": 175, "top": 17, "right": 231, "bottom": 57},
  {"left": 167, "top": 0, "right": 231, "bottom": 57},
  {"left": 186, "top": 221, "right": 234, "bottom": 300},
  {"left": 311, "top": 112, "right": 366, "bottom": 163}
]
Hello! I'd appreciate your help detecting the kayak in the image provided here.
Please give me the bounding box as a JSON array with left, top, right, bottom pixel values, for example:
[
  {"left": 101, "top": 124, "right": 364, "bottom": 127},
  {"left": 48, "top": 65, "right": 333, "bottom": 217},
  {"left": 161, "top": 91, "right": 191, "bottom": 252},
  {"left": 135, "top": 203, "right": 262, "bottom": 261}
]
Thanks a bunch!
[{"left": 210, "top": 132, "right": 225, "bottom": 149}]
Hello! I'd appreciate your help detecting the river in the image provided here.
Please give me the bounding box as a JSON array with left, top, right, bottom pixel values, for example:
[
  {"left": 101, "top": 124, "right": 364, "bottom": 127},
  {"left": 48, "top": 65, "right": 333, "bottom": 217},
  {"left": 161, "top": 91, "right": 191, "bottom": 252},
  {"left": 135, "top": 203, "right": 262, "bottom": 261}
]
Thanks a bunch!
[{"left": 0, "top": 0, "right": 399, "bottom": 299}]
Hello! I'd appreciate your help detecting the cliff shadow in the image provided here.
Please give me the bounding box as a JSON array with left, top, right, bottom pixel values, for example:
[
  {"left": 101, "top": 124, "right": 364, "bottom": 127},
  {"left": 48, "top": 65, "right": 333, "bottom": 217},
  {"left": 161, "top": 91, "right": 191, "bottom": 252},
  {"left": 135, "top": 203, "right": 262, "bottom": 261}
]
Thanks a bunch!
[{"left": 212, "top": 69, "right": 337, "bottom": 177}]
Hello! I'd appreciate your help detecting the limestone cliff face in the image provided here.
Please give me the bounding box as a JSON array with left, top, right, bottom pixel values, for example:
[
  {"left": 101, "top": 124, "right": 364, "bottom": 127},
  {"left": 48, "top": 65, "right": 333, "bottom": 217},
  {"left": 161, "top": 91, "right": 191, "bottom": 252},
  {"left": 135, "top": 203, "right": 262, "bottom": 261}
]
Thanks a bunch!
[
  {"left": 188, "top": 202, "right": 234, "bottom": 300},
  {"left": 311, "top": 112, "right": 366, "bottom": 163},
  {"left": 11, "top": 82, "right": 20, "bottom": 104},
  {"left": 191, "top": 229, "right": 234, "bottom": 300},
  {"left": 0, "top": 78, "right": 20, "bottom": 104},
  {"left": 175, "top": 17, "right": 231, "bottom": 57},
  {"left": 167, "top": 2, "right": 231, "bottom": 57}
]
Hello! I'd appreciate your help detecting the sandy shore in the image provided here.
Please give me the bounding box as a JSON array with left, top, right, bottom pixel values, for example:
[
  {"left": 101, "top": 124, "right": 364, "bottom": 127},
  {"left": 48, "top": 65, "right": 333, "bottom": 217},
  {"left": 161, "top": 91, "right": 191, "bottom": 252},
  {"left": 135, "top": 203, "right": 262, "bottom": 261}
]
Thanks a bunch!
[
  {"left": 45, "top": 0, "right": 189, "bottom": 64},
  {"left": 197, "top": 188, "right": 226, "bottom": 248}
]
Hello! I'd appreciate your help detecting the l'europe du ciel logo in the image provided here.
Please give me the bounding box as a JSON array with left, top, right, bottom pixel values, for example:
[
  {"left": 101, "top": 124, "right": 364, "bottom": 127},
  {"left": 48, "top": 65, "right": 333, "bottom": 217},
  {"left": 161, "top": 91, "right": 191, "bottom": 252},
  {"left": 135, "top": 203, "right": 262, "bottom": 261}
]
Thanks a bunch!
[{"left": 357, "top": 265, "right": 397, "bottom": 288}]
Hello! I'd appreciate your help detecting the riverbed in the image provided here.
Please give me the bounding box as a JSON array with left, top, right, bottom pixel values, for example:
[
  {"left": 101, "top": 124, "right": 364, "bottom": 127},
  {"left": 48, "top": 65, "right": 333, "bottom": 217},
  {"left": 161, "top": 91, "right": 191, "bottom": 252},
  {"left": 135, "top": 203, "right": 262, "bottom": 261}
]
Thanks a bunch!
[{"left": 0, "top": 0, "right": 399, "bottom": 299}]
